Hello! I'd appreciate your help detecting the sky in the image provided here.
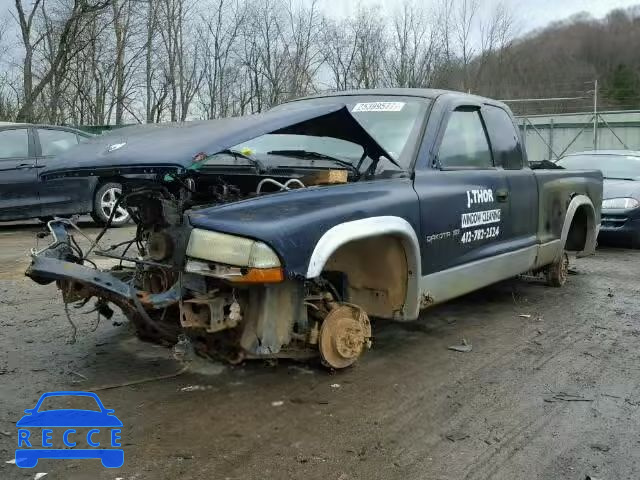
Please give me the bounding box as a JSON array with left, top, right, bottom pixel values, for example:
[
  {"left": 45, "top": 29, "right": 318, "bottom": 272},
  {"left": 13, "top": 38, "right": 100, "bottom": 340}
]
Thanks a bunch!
[{"left": 318, "top": 0, "right": 640, "bottom": 34}]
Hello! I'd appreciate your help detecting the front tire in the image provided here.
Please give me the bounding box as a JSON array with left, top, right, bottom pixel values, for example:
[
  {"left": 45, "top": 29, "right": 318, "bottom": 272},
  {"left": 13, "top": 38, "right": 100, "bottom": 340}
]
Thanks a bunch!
[{"left": 91, "top": 182, "right": 130, "bottom": 227}]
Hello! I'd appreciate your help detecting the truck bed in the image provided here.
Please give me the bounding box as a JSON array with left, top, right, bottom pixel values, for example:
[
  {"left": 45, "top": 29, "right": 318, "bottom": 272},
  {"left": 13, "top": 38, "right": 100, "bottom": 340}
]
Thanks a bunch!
[{"left": 533, "top": 168, "right": 603, "bottom": 245}]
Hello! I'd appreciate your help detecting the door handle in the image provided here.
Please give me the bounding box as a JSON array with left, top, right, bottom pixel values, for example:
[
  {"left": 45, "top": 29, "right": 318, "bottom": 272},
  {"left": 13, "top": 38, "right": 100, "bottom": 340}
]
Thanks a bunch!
[
  {"left": 17, "top": 163, "right": 35, "bottom": 169},
  {"left": 496, "top": 189, "right": 509, "bottom": 202}
]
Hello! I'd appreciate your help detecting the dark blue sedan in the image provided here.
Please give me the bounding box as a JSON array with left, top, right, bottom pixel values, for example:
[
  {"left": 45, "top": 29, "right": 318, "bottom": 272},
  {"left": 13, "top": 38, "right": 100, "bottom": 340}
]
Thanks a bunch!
[
  {"left": 0, "top": 123, "right": 131, "bottom": 226},
  {"left": 557, "top": 150, "right": 640, "bottom": 247}
]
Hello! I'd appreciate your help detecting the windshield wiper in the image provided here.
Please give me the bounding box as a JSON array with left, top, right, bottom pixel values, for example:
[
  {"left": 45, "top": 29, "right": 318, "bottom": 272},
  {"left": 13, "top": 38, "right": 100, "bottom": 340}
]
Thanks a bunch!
[
  {"left": 267, "top": 149, "right": 361, "bottom": 177},
  {"left": 208, "top": 149, "right": 267, "bottom": 174}
]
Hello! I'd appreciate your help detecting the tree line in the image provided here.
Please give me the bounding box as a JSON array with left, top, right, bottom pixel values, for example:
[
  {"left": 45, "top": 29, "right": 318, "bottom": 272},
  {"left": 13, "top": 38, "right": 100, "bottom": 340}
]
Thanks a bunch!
[{"left": 0, "top": 0, "right": 638, "bottom": 125}]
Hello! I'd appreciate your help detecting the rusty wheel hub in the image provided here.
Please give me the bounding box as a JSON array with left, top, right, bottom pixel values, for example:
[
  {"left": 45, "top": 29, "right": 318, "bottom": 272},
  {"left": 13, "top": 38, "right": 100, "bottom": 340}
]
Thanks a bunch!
[{"left": 319, "top": 304, "right": 372, "bottom": 369}]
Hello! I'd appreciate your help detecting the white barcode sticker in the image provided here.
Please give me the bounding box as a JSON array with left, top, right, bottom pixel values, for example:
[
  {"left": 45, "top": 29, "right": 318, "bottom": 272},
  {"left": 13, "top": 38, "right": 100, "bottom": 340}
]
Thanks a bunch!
[{"left": 352, "top": 102, "right": 405, "bottom": 112}]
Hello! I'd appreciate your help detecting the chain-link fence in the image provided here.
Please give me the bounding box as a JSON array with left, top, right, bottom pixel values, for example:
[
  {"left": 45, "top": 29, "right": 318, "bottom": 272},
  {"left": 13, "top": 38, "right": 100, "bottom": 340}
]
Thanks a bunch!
[{"left": 502, "top": 80, "right": 640, "bottom": 162}]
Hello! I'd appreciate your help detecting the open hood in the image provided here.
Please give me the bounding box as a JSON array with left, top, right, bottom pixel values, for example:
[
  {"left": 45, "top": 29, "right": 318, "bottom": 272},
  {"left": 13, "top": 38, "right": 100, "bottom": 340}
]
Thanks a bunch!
[{"left": 42, "top": 104, "right": 393, "bottom": 179}]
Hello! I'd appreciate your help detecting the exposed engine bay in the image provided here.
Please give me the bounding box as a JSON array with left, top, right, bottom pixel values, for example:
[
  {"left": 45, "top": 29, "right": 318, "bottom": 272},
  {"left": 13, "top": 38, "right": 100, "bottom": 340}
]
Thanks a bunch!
[
  {"left": 24, "top": 101, "right": 417, "bottom": 369},
  {"left": 27, "top": 169, "right": 373, "bottom": 369}
]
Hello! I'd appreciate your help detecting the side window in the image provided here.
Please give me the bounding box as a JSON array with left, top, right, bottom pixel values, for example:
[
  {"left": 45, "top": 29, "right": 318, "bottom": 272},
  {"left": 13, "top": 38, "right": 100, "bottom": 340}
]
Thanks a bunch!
[
  {"left": 38, "top": 129, "right": 79, "bottom": 156},
  {"left": 482, "top": 106, "right": 524, "bottom": 170},
  {"left": 438, "top": 109, "right": 493, "bottom": 168},
  {"left": 0, "top": 129, "right": 29, "bottom": 158}
]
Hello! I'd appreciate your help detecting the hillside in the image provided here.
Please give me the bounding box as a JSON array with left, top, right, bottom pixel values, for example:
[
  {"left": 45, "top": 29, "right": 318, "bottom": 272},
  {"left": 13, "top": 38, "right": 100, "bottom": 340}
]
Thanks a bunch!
[{"left": 466, "top": 6, "right": 640, "bottom": 114}]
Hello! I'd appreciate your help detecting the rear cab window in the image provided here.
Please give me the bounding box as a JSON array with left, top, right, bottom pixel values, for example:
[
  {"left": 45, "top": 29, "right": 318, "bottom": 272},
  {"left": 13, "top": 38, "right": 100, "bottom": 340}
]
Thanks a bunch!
[{"left": 482, "top": 105, "right": 524, "bottom": 169}]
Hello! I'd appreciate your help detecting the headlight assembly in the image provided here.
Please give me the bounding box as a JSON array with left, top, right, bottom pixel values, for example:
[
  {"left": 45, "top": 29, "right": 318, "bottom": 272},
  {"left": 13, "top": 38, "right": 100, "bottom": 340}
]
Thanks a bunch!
[
  {"left": 186, "top": 229, "right": 281, "bottom": 268},
  {"left": 602, "top": 197, "right": 639, "bottom": 210}
]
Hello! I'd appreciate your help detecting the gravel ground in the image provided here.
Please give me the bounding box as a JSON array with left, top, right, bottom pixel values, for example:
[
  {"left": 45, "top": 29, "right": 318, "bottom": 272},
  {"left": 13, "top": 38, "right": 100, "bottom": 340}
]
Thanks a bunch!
[{"left": 1, "top": 221, "right": 639, "bottom": 480}]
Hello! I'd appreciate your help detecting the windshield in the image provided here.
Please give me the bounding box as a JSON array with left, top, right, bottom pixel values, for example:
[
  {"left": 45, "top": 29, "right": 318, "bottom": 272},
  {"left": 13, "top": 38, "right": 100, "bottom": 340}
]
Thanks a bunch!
[
  {"left": 220, "top": 96, "right": 429, "bottom": 171},
  {"left": 558, "top": 154, "right": 640, "bottom": 180}
]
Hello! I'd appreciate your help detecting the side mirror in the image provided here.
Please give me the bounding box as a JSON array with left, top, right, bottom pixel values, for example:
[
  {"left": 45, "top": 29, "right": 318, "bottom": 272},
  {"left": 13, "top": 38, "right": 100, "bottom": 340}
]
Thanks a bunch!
[
  {"left": 105, "top": 409, "right": 115, "bottom": 415},
  {"left": 23, "top": 409, "right": 34, "bottom": 414}
]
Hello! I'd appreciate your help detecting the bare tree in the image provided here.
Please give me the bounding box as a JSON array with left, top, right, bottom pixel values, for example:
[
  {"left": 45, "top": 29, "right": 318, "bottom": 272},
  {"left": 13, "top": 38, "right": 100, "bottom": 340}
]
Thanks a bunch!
[
  {"left": 321, "top": 5, "right": 387, "bottom": 91},
  {"left": 473, "top": 2, "right": 516, "bottom": 94},
  {"left": 14, "top": 0, "right": 112, "bottom": 122},
  {"left": 386, "top": 1, "right": 444, "bottom": 88},
  {"left": 144, "top": 0, "right": 157, "bottom": 122},
  {"left": 455, "top": 0, "right": 478, "bottom": 91},
  {"left": 199, "top": 0, "right": 245, "bottom": 119},
  {"left": 320, "top": 16, "right": 358, "bottom": 91},
  {"left": 350, "top": 5, "right": 387, "bottom": 89},
  {"left": 111, "top": 0, "right": 132, "bottom": 124},
  {"left": 0, "top": 13, "right": 17, "bottom": 119},
  {"left": 0, "top": 13, "right": 10, "bottom": 59},
  {"left": 157, "top": 0, "right": 203, "bottom": 121},
  {"left": 282, "top": 0, "right": 323, "bottom": 98},
  {"left": 7, "top": 0, "right": 640, "bottom": 125},
  {"left": 14, "top": 0, "right": 43, "bottom": 121},
  {"left": 177, "top": 35, "right": 203, "bottom": 121},
  {"left": 249, "top": 0, "right": 290, "bottom": 108}
]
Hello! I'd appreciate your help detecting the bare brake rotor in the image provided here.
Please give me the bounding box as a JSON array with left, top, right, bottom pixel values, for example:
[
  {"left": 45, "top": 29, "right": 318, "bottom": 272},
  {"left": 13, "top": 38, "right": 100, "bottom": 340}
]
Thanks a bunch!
[{"left": 319, "top": 304, "right": 372, "bottom": 369}]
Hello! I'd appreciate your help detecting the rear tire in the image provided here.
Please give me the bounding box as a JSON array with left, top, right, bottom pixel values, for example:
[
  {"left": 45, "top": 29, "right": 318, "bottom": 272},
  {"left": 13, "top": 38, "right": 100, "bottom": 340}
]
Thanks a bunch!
[
  {"left": 91, "top": 182, "right": 130, "bottom": 227},
  {"left": 546, "top": 251, "right": 569, "bottom": 287}
]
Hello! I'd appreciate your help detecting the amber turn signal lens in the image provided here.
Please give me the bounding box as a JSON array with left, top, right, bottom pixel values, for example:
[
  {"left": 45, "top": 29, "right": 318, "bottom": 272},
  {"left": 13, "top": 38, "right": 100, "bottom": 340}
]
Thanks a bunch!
[{"left": 228, "top": 267, "right": 285, "bottom": 284}]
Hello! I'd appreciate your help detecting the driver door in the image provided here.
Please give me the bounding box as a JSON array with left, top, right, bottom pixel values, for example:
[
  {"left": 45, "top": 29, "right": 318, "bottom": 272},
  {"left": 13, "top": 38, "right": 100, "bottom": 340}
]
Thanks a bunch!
[{"left": 414, "top": 105, "right": 512, "bottom": 276}]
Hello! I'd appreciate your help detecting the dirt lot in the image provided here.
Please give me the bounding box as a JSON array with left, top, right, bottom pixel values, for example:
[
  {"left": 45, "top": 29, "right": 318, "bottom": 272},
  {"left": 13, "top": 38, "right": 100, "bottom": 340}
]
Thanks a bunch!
[{"left": 1, "top": 221, "right": 639, "bottom": 480}]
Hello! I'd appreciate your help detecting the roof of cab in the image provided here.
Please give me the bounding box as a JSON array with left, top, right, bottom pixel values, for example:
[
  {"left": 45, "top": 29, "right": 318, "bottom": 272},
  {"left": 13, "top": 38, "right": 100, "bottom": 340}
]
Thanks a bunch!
[{"left": 287, "top": 88, "right": 509, "bottom": 109}]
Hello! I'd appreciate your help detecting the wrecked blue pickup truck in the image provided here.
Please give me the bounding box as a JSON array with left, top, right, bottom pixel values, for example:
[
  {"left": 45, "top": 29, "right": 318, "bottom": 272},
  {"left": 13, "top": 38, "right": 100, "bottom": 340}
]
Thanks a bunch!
[{"left": 26, "top": 89, "right": 602, "bottom": 368}]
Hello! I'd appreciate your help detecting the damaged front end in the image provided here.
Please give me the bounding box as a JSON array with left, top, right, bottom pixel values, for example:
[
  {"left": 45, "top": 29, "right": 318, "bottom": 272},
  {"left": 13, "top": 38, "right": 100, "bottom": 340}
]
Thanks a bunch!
[
  {"left": 26, "top": 181, "right": 371, "bottom": 368},
  {"left": 25, "top": 103, "right": 390, "bottom": 368}
]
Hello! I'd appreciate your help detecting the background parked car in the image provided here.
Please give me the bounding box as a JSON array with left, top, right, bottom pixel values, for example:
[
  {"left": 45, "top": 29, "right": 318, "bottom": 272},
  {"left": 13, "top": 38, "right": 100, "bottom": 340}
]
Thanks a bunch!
[
  {"left": 557, "top": 150, "right": 640, "bottom": 247},
  {"left": 0, "top": 123, "right": 130, "bottom": 226}
]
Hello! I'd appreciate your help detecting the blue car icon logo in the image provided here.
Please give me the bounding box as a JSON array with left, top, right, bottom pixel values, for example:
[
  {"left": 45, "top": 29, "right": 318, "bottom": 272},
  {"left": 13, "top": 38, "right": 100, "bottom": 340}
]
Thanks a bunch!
[{"left": 15, "top": 391, "right": 123, "bottom": 468}]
